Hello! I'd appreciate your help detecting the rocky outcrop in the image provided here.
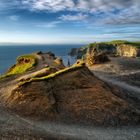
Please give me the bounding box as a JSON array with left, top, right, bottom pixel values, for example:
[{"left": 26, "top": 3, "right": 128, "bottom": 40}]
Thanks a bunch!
[
  {"left": 0, "top": 54, "right": 140, "bottom": 126},
  {"left": 86, "top": 47, "right": 110, "bottom": 66},
  {"left": 88, "top": 43, "right": 116, "bottom": 55},
  {"left": 54, "top": 57, "right": 64, "bottom": 66}
]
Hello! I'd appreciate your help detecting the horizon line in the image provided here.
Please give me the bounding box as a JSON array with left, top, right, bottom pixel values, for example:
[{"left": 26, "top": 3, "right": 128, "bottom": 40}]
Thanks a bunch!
[{"left": 0, "top": 42, "right": 87, "bottom": 46}]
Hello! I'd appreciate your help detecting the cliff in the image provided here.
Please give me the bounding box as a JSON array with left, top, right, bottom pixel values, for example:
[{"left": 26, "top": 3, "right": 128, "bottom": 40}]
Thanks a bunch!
[
  {"left": 0, "top": 52, "right": 140, "bottom": 126},
  {"left": 69, "top": 40, "right": 140, "bottom": 65}
]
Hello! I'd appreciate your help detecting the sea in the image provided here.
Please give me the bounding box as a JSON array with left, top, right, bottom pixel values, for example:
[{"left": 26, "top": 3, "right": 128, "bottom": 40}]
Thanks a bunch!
[{"left": 0, "top": 44, "right": 83, "bottom": 75}]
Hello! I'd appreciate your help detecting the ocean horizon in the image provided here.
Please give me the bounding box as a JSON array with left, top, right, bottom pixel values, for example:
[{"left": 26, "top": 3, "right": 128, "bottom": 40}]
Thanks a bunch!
[{"left": 0, "top": 44, "right": 83, "bottom": 74}]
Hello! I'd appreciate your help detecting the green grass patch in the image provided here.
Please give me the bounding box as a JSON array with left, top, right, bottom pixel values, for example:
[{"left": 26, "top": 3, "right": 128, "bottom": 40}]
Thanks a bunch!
[
  {"left": 0, "top": 74, "right": 10, "bottom": 79},
  {"left": 125, "top": 42, "right": 140, "bottom": 48},
  {"left": 8, "top": 54, "right": 37, "bottom": 75},
  {"left": 107, "top": 40, "right": 129, "bottom": 44},
  {"left": 0, "top": 54, "right": 37, "bottom": 80}
]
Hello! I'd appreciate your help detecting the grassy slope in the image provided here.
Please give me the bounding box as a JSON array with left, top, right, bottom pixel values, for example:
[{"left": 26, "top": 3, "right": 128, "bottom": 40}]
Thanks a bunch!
[{"left": 0, "top": 54, "right": 37, "bottom": 79}]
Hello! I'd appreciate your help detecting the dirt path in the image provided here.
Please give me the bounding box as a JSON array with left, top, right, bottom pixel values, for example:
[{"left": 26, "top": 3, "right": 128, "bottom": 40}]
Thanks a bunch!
[
  {"left": 30, "top": 120, "right": 140, "bottom": 140},
  {"left": 90, "top": 57, "right": 140, "bottom": 99},
  {"left": 118, "top": 70, "right": 140, "bottom": 76},
  {"left": 92, "top": 71, "right": 140, "bottom": 100}
]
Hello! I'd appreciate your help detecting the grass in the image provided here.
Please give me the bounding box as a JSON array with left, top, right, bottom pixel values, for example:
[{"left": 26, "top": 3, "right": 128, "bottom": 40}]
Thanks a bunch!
[
  {"left": 0, "top": 54, "right": 37, "bottom": 80},
  {"left": 108, "top": 40, "right": 140, "bottom": 47},
  {"left": 107, "top": 40, "right": 129, "bottom": 44},
  {"left": 18, "top": 63, "right": 85, "bottom": 87},
  {"left": 84, "top": 40, "right": 140, "bottom": 48},
  {"left": 124, "top": 42, "right": 140, "bottom": 48},
  {"left": 8, "top": 55, "right": 37, "bottom": 74}
]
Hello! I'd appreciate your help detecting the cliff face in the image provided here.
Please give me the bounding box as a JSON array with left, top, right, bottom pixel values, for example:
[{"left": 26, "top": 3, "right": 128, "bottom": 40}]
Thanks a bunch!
[
  {"left": 68, "top": 48, "right": 79, "bottom": 56},
  {"left": 86, "top": 47, "right": 110, "bottom": 66},
  {"left": 116, "top": 44, "right": 139, "bottom": 57}
]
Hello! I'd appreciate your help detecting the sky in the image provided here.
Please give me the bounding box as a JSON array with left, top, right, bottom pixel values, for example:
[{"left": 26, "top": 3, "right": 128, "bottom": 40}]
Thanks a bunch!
[{"left": 0, "top": 0, "right": 140, "bottom": 44}]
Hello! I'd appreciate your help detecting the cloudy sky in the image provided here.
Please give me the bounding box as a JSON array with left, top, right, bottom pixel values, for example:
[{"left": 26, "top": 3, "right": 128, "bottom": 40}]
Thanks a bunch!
[{"left": 0, "top": 0, "right": 140, "bottom": 44}]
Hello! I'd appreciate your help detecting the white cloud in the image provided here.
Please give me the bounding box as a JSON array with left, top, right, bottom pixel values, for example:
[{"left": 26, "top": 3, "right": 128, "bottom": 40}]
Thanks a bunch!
[
  {"left": 100, "top": 5, "right": 140, "bottom": 24},
  {"left": 8, "top": 15, "right": 19, "bottom": 21},
  {"left": 20, "top": 0, "right": 140, "bottom": 13},
  {"left": 21, "top": 0, "right": 75, "bottom": 12},
  {"left": 1, "top": 0, "right": 140, "bottom": 13},
  {"left": 36, "top": 21, "right": 61, "bottom": 28},
  {"left": 20, "top": 0, "right": 140, "bottom": 24},
  {"left": 59, "top": 13, "right": 88, "bottom": 21}
]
